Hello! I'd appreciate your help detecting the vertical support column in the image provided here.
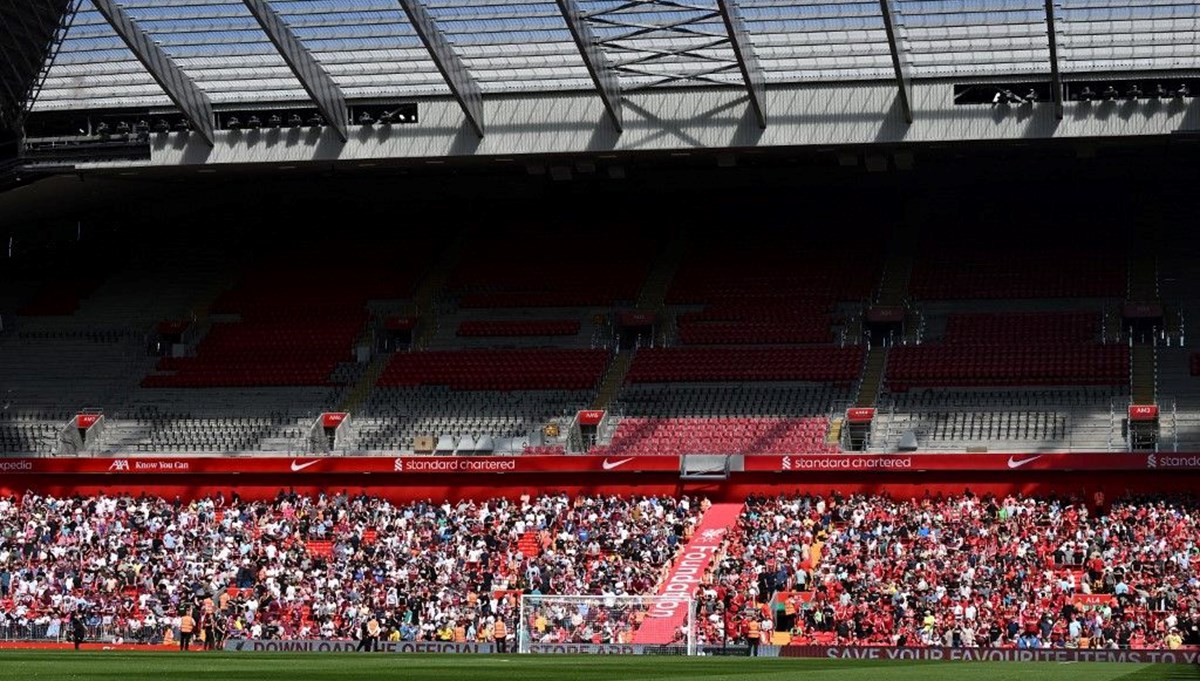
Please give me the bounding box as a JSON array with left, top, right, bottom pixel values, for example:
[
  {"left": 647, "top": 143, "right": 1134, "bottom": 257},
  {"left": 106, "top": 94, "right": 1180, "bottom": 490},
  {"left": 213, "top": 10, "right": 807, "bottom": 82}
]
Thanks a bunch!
[
  {"left": 396, "top": 0, "right": 485, "bottom": 138},
  {"left": 241, "top": 0, "right": 349, "bottom": 141},
  {"left": 1045, "top": 0, "right": 1065, "bottom": 119},
  {"left": 879, "top": 0, "right": 913, "bottom": 124},
  {"left": 715, "top": 0, "right": 767, "bottom": 128},
  {"left": 555, "top": 0, "right": 623, "bottom": 132}
]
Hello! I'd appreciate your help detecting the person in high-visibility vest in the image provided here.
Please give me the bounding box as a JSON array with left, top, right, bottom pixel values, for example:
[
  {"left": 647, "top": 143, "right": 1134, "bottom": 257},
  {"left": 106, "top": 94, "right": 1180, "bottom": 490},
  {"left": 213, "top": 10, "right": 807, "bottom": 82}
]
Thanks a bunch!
[
  {"left": 179, "top": 612, "right": 196, "bottom": 652},
  {"left": 202, "top": 597, "right": 216, "bottom": 650},
  {"left": 357, "top": 616, "right": 381, "bottom": 652},
  {"left": 493, "top": 618, "right": 508, "bottom": 654},
  {"left": 745, "top": 618, "right": 761, "bottom": 657}
]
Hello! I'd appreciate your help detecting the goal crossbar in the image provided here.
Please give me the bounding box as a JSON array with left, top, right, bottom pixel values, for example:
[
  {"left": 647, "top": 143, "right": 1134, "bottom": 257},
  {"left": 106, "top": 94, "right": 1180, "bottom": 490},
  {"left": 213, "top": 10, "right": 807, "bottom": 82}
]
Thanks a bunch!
[{"left": 517, "top": 594, "right": 696, "bottom": 655}]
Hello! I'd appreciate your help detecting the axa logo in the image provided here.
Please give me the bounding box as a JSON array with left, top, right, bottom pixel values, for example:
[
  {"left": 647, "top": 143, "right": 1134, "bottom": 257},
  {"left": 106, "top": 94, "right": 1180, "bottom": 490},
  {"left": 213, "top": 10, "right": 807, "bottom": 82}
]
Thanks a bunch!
[
  {"left": 1146, "top": 453, "right": 1157, "bottom": 469},
  {"left": 108, "top": 459, "right": 129, "bottom": 471},
  {"left": 781, "top": 456, "right": 792, "bottom": 471}
]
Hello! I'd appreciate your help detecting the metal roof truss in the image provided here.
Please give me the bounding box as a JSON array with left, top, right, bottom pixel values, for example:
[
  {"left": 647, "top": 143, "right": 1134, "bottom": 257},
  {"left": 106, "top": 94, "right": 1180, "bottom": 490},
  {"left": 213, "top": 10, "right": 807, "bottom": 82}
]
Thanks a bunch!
[{"left": 90, "top": 0, "right": 216, "bottom": 145}]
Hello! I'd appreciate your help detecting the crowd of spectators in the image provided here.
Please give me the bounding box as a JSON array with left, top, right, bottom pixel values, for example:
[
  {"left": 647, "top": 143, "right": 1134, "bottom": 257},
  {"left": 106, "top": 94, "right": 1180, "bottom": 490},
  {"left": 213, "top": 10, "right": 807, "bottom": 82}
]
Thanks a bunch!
[
  {"left": 704, "top": 492, "right": 1200, "bottom": 651},
  {"left": 4, "top": 488, "right": 1198, "bottom": 652},
  {"left": 0, "top": 491, "right": 703, "bottom": 647}
]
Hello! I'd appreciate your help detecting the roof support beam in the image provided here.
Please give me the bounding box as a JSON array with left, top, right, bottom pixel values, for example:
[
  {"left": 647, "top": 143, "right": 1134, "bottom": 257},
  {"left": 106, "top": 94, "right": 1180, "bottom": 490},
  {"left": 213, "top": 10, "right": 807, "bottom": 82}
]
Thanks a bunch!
[
  {"left": 396, "top": 0, "right": 484, "bottom": 138},
  {"left": 1044, "top": 0, "right": 1064, "bottom": 120},
  {"left": 878, "top": 0, "right": 913, "bottom": 124},
  {"left": 715, "top": 0, "right": 766, "bottom": 129},
  {"left": 91, "top": 0, "right": 215, "bottom": 145},
  {"left": 555, "top": 0, "right": 623, "bottom": 132},
  {"left": 241, "top": 0, "right": 349, "bottom": 142}
]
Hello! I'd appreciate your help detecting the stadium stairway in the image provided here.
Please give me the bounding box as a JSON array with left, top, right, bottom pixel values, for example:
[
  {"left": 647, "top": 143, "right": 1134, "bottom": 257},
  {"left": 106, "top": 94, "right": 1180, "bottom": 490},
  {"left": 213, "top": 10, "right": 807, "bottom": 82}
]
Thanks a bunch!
[
  {"left": 632, "top": 502, "right": 744, "bottom": 645},
  {"left": 855, "top": 251, "right": 915, "bottom": 409},
  {"left": 414, "top": 235, "right": 464, "bottom": 350},
  {"left": 874, "top": 253, "right": 913, "bottom": 308},
  {"left": 637, "top": 232, "right": 685, "bottom": 347},
  {"left": 336, "top": 237, "right": 460, "bottom": 414},
  {"left": 336, "top": 354, "right": 390, "bottom": 414},
  {"left": 855, "top": 348, "right": 887, "bottom": 407},
  {"left": 1127, "top": 244, "right": 1161, "bottom": 406},
  {"left": 1132, "top": 345, "right": 1157, "bottom": 405},
  {"left": 591, "top": 234, "right": 684, "bottom": 411},
  {"left": 591, "top": 352, "right": 634, "bottom": 411}
]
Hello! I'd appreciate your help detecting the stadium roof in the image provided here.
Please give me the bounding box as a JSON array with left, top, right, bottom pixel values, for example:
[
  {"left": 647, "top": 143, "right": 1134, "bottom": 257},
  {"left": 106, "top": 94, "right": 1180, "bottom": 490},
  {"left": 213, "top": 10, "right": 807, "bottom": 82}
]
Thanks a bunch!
[{"left": 28, "top": 0, "right": 1200, "bottom": 116}]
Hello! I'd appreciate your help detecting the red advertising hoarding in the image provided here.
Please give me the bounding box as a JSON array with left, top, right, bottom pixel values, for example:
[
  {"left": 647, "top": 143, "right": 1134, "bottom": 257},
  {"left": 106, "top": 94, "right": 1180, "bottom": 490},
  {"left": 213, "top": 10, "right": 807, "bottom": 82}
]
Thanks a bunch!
[{"left": 1, "top": 452, "right": 1198, "bottom": 476}]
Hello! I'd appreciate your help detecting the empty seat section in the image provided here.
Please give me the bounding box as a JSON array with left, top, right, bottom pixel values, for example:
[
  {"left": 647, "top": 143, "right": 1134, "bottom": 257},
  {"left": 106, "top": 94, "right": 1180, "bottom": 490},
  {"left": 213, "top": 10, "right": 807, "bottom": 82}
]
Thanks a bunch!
[
  {"left": 627, "top": 347, "right": 863, "bottom": 384},
  {"left": 142, "top": 247, "right": 422, "bottom": 388},
  {"left": 909, "top": 251, "right": 1124, "bottom": 300},
  {"left": 594, "top": 383, "right": 846, "bottom": 456},
  {"left": 667, "top": 236, "right": 879, "bottom": 346},
  {"left": 377, "top": 348, "right": 609, "bottom": 391},
  {"left": 600, "top": 416, "right": 834, "bottom": 456},
  {"left": 356, "top": 387, "right": 592, "bottom": 452},
  {"left": 449, "top": 228, "right": 655, "bottom": 308},
  {"left": 887, "top": 312, "right": 1125, "bottom": 390},
  {"left": 457, "top": 319, "right": 582, "bottom": 337}
]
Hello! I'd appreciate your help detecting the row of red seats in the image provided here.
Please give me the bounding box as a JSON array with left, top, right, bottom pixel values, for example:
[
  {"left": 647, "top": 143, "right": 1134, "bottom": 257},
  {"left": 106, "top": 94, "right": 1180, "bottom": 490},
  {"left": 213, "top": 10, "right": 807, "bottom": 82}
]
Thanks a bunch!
[
  {"left": 593, "top": 417, "right": 836, "bottom": 456},
  {"left": 676, "top": 297, "right": 835, "bottom": 345},
  {"left": 942, "top": 312, "right": 1101, "bottom": 346},
  {"left": 457, "top": 319, "right": 582, "bottom": 337},
  {"left": 677, "top": 322, "right": 832, "bottom": 345},
  {"left": 449, "top": 230, "right": 653, "bottom": 308},
  {"left": 146, "top": 313, "right": 363, "bottom": 387},
  {"left": 142, "top": 368, "right": 336, "bottom": 387},
  {"left": 666, "top": 244, "right": 879, "bottom": 305},
  {"left": 909, "top": 254, "right": 1124, "bottom": 300},
  {"left": 16, "top": 276, "right": 104, "bottom": 316},
  {"left": 210, "top": 248, "right": 431, "bottom": 314},
  {"left": 887, "top": 345, "right": 1128, "bottom": 389},
  {"left": 377, "top": 348, "right": 610, "bottom": 390},
  {"left": 626, "top": 347, "right": 864, "bottom": 383},
  {"left": 144, "top": 246, "right": 407, "bottom": 388}
]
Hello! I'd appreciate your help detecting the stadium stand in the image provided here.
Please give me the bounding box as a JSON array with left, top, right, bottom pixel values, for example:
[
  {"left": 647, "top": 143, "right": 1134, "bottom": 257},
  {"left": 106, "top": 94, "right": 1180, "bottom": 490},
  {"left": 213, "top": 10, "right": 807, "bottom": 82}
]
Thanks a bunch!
[
  {"left": 447, "top": 228, "right": 655, "bottom": 309},
  {"left": 456, "top": 319, "right": 582, "bottom": 338},
  {"left": 1, "top": 491, "right": 1196, "bottom": 651},
  {"left": 707, "top": 493, "right": 1200, "bottom": 650},
  {"left": 0, "top": 491, "right": 705, "bottom": 644},
  {"left": 626, "top": 347, "right": 863, "bottom": 385},
  {"left": 596, "top": 384, "right": 848, "bottom": 457},
  {"left": 908, "top": 252, "right": 1126, "bottom": 301},
  {"left": 376, "top": 349, "right": 609, "bottom": 392},
  {"left": 355, "top": 387, "right": 592, "bottom": 453},
  {"left": 138, "top": 245, "right": 412, "bottom": 389}
]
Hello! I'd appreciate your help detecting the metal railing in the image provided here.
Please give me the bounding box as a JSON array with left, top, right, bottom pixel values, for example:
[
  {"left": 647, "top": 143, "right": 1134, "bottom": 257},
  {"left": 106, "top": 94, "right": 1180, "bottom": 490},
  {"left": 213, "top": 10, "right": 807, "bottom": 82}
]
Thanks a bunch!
[{"left": 0, "top": 621, "right": 168, "bottom": 644}]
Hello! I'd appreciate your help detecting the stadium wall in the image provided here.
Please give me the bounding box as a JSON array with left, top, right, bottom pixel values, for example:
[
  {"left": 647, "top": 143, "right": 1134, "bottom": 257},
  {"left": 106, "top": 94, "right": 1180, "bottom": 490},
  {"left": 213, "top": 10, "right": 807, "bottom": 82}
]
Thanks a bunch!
[
  {"left": 80, "top": 81, "right": 1200, "bottom": 171},
  {"left": 5, "top": 470, "right": 1198, "bottom": 504}
]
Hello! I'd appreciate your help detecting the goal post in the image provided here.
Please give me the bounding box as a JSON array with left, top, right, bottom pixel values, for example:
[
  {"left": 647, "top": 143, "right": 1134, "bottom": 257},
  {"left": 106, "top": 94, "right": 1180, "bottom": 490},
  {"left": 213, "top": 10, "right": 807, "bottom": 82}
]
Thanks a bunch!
[{"left": 517, "top": 594, "right": 696, "bottom": 656}]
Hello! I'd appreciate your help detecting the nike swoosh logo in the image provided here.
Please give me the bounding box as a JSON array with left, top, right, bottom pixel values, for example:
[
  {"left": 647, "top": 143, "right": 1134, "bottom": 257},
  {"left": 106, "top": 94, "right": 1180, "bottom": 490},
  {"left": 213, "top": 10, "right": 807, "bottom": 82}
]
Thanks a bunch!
[
  {"left": 1006, "top": 455, "right": 1043, "bottom": 469},
  {"left": 290, "top": 460, "right": 320, "bottom": 472},
  {"left": 602, "top": 457, "right": 635, "bottom": 471}
]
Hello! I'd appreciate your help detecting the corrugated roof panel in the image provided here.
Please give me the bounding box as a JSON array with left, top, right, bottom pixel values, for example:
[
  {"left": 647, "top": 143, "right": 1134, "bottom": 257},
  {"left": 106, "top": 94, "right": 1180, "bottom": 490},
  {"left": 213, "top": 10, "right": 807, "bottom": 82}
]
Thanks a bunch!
[{"left": 29, "top": 0, "right": 1200, "bottom": 113}]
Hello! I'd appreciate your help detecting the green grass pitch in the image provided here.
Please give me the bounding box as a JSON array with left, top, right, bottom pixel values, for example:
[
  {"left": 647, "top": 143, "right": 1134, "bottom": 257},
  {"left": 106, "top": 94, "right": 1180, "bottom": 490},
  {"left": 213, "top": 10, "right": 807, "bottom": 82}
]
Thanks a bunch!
[{"left": 0, "top": 652, "right": 1197, "bottom": 681}]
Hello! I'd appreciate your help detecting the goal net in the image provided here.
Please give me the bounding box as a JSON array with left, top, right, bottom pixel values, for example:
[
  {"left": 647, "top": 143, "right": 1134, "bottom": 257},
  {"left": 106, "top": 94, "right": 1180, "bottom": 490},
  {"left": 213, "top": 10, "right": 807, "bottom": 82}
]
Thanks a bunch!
[{"left": 517, "top": 594, "right": 696, "bottom": 656}]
